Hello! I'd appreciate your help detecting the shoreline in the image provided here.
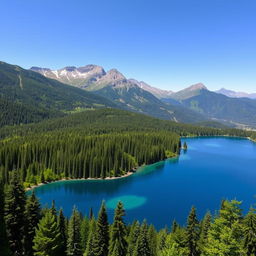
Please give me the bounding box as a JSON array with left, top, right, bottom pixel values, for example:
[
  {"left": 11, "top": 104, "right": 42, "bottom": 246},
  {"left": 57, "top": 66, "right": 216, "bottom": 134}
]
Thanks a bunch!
[
  {"left": 25, "top": 171, "right": 136, "bottom": 191},
  {"left": 26, "top": 135, "right": 256, "bottom": 192},
  {"left": 25, "top": 153, "right": 178, "bottom": 192},
  {"left": 181, "top": 134, "right": 256, "bottom": 143}
]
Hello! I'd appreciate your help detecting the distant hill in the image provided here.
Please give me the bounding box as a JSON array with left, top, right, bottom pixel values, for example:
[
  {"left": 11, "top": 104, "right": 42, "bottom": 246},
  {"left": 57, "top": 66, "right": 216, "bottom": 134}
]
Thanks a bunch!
[
  {"left": 0, "top": 61, "right": 115, "bottom": 127},
  {"left": 167, "top": 84, "right": 256, "bottom": 128},
  {"left": 215, "top": 88, "right": 256, "bottom": 99}
]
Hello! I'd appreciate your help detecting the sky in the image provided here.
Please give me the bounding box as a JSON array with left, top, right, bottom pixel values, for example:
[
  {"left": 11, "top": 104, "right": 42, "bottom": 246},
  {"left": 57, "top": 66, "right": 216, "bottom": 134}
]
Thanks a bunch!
[{"left": 1, "top": 0, "right": 256, "bottom": 92}]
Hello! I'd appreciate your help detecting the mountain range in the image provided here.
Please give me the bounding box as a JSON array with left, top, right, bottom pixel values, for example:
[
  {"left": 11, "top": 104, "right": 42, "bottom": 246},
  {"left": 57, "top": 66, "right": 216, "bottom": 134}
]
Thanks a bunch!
[
  {"left": 0, "top": 61, "right": 256, "bottom": 129},
  {"left": 215, "top": 88, "right": 256, "bottom": 99},
  {"left": 31, "top": 64, "right": 256, "bottom": 129},
  {"left": 31, "top": 65, "right": 206, "bottom": 123}
]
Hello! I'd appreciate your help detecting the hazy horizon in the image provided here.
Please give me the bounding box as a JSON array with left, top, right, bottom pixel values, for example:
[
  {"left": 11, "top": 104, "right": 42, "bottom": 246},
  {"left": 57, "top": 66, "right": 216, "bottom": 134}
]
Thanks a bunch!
[{"left": 1, "top": 0, "right": 256, "bottom": 93}]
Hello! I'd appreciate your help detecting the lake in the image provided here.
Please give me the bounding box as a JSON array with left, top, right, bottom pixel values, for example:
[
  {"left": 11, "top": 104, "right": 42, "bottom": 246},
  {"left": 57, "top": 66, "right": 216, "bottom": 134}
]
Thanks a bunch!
[{"left": 31, "top": 137, "right": 256, "bottom": 229}]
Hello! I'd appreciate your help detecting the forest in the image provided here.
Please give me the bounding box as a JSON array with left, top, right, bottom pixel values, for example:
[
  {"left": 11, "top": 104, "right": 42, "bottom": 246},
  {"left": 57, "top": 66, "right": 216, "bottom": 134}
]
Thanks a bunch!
[
  {"left": 0, "top": 130, "right": 180, "bottom": 187},
  {"left": 1, "top": 174, "right": 256, "bottom": 256},
  {"left": 1, "top": 108, "right": 256, "bottom": 188}
]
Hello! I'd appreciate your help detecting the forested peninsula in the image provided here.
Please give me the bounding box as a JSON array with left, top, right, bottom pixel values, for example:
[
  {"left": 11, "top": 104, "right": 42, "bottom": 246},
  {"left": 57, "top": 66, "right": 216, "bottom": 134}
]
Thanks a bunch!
[{"left": 0, "top": 108, "right": 255, "bottom": 189}]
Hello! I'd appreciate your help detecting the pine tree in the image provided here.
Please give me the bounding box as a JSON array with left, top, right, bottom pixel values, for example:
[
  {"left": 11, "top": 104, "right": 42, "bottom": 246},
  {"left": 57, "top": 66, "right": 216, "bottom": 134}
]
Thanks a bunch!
[
  {"left": 24, "top": 191, "right": 41, "bottom": 256},
  {"left": 133, "top": 220, "right": 151, "bottom": 256},
  {"left": 80, "top": 217, "right": 90, "bottom": 251},
  {"left": 198, "top": 211, "right": 211, "bottom": 252},
  {"left": 92, "top": 201, "right": 109, "bottom": 256},
  {"left": 89, "top": 207, "right": 94, "bottom": 220},
  {"left": 0, "top": 179, "right": 10, "bottom": 256},
  {"left": 109, "top": 201, "right": 127, "bottom": 256},
  {"left": 58, "top": 208, "right": 67, "bottom": 255},
  {"left": 171, "top": 220, "right": 178, "bottom": 233},
  {"left": 157, "top": 229, "right": 168, "bottom": 251},
  {"left": 243, "top": 207, "right": 256, "bottom": 255},
  {"left": 33, "top": 210, "right": 62, "bottom": 256},
  {"left": 40, "top": 171, "right": 45, "bottom": 184},
  {"left": 84, "top": 219, "right": 96, "bottom": 256},
  {"left": 204, "top": 200, "right": 244, "bottom": 255},
  {"left": 186, "top": 206, "right": 200, "bottom": 256},
  {"left": 51, "top": 200, "right": 57, "bottom": 219},
  {"left": 67, "top": 207, "right": 82, "bottom": 256},
  {"left": 127, "top": 221, "right": 140, "bottom": 256},
  {"left": 147, "top": 224, "right": 157, "bottom": 256},
  {"left": 4, "top": 172, "right": 26, "bottom": 256},
  {"left": 110, "top": 243, "right": 119, "bottom": 256}
]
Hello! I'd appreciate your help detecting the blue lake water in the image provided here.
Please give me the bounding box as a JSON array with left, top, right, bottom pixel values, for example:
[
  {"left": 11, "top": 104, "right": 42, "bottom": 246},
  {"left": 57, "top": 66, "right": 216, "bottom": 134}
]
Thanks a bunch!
[{"left": 31, "top": 137, "right": 256, "bottom": 228}]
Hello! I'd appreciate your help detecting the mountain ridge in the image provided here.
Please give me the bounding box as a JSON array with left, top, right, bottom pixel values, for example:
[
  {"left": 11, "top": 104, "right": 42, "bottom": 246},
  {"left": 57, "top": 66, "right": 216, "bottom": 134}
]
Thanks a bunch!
[{"left": 215, "top": 88, "right": 256, "bottom": 99}]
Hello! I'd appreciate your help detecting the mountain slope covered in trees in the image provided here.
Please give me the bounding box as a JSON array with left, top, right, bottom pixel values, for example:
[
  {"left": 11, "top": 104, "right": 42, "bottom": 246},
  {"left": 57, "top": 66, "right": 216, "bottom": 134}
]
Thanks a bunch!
[
  {"left": 165, "top": 84, "right": 256, "bottom": 128},
  {"left": 0, "top": 61, "right": 115, "bottom": 127}
]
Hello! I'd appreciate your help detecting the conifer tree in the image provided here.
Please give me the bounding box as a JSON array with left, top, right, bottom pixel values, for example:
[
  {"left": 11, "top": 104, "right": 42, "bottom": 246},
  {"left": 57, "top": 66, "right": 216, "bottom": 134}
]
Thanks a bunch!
[
  {"left": 243, "top": 207, "right": 256, "bottom": 255},
  {"left": 84, "top": 219, "right": 96, "bottom": 256},
  {"left": 33, "top": 210, "right": 62, "bottom": 256},
  {"left": 92, "top": 201, "right": 109, "bottom": 256},
  {"left": 127, "top": 221, "right": 140, "bottom": 256},
  {"left": 58, "top": 208, "right": 67, "bottom": 255},
  {"left": 0, "top": 179, "right": 9, "bottom": 256},
  {"left": 4, "top": 172, "right": 26, "bottom": 256},
  {"left": 51, "top": 200, "right": 57, "bottom": 219},
  {"left": 157, "top": 229, "right": 168, "bottom": 251},
  {"left": 110, "top": 243, "right": 120, "bottom": 256},
  {"left": 198, "top": 211, "right": 211, "bottom": 252},
  {"left": 89, "top": 208, "right": 94, "bottom": 220},
  {"left": 133, "top": 220, "right": 151, "bottom": 256},
  {"left": 67, "top": 207, "right": 82, "bottom": 256},
  {"left": 186, "top": 206, "right": 200, "bottom": 256},
  {"left": 171, "top": 220, "right": 178, "bottom": 233},
  {"left": 24, "top": 191, "right": 41, "bottom": 256},
  {"left": 109, "top": 201, "right": 127, "bottom": 256},
  {"left": 80, "top": 217, "right": 90, "bottom": 252},
  {"left": 148, "top": 224, "right": 157, "bottom": 256},
  {"left": 40, "top": 171, "right": 45, "bottom": 184},
  {"left": 204, "top": 200, "right": 244, "bottom": 255}
]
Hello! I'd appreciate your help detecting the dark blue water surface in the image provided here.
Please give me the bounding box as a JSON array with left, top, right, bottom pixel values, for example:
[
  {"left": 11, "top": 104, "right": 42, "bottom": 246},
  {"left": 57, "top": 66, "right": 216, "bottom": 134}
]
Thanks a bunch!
[{"left": 31, "top": 137, "right": 256, "bottom": 228}]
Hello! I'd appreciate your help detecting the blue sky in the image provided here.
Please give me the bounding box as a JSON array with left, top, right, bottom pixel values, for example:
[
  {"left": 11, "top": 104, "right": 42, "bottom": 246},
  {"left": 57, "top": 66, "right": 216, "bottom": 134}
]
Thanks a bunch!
[{"left": 1, "top": 0, "right": 256, "bottom": 92}]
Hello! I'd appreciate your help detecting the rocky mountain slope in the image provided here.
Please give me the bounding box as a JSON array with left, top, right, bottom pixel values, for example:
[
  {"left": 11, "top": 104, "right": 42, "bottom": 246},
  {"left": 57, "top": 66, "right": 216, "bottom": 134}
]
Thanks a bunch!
[{"left": 31, "top": 66, "right": 207, "bottom": 123}]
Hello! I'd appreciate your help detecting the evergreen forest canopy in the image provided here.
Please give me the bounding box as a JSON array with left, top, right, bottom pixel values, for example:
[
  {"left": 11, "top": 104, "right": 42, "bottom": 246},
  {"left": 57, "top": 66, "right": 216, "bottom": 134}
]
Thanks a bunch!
[
  {"left": 0, "top": 108, "right": 256, "bottom": 188},
  {"left": 1, "top": 175, "right": 256, "bottom": 256}
]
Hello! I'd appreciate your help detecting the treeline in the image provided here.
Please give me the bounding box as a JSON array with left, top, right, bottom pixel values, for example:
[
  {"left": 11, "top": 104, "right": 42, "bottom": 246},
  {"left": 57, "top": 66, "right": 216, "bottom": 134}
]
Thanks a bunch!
[
  {"left": 0, "top": 108, "right": 255, "bottom": 140},
  {"left": 1, "top": 174, "right": 256, "bottom": 256},
  {"left": 0, "top": 131, "right": 180, "bottom": 186}
]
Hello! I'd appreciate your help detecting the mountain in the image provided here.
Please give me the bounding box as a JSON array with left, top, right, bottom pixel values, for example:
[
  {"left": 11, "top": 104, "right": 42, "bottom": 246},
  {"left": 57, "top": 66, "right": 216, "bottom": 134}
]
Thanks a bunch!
[
  {"left": 31, "top": 65, "right": 106, "bottom": 88},
  {"left": 31, "top": 65, "right": 207, "bottom": 123},
  {"left": 169, "top": 83, "right": 208, "bottom": 100},
  {"left": 0, "top": 61, "right": 115, "bottom": 127},
  {"left": 169, "top": 84, "right": 256, "bottom": 128},
  {"left": 30, "top": 64, "right": 256, "bottom": 128},
  {"left": 215, "top": 88, "right": 256, "bottom": 99},
  {"left": 129, "top": 79, "right": 173, "bottom": 99}
]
